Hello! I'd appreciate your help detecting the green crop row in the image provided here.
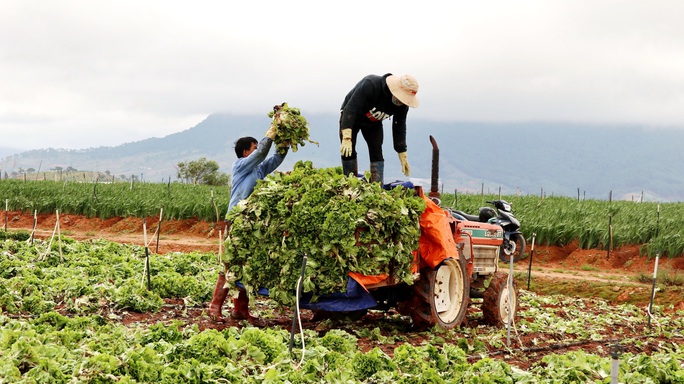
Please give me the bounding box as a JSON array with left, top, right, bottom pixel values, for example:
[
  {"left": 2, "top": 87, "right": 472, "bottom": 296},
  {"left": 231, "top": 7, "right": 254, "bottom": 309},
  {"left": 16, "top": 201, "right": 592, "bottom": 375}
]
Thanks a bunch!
[
  {"left": 2, "top": 179, "right": 684, "bottom": 257},
  {"left": 0, "top": 179, "right": 230, "bottom": 222},
  {"left": 440, "top": 193, "right": 683, "bottom": 258}
]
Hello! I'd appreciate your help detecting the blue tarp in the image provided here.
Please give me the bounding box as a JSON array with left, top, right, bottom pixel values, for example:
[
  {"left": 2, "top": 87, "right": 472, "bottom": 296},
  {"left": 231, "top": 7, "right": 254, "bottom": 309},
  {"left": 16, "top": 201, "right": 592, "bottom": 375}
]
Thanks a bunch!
[
  {"left": 235, "top": 281, "right": 269, "bottom": 296},
  {"left": 299, "top": 277, "right": 379, "bottom": 312},
  {"left": 383, "top": 180, "right": 414, "bottom": 190},
  {"left": 237, "top": 277, "right": 378, "bottom": 312}
]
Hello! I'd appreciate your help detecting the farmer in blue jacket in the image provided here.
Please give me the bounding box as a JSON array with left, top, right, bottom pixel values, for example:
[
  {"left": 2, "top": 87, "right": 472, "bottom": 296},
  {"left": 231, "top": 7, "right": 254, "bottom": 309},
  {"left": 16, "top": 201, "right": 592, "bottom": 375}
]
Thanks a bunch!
[
  {"left": 339, "top": 73, "right": 419, "bottom": 183},
  {"left": 208, "top": 123, "right": 288, "bottom": 322}
]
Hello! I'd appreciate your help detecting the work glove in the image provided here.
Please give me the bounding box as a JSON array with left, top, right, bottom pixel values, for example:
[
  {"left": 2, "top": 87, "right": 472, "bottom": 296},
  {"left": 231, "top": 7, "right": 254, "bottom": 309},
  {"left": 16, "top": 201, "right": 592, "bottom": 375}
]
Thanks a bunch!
[
  {"left": 265, "top": 123, "right": 277, "bottom": 140},
  {"left": 340, "top": 128, "right": 353, "bottom": 157},
  {"left": 398, "top": 152, "right": 410, "bottom": 177}
]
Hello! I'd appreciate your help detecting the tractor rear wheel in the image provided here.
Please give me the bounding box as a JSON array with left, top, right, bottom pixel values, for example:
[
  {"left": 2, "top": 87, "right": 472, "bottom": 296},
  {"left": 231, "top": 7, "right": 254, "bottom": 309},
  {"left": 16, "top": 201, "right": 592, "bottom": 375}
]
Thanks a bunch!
[
  {"left": 482, "top": 272, "right": 519, "bottom": 327},
  {"left": 409, "top": 258, "right": 469, "bottom": 329}
]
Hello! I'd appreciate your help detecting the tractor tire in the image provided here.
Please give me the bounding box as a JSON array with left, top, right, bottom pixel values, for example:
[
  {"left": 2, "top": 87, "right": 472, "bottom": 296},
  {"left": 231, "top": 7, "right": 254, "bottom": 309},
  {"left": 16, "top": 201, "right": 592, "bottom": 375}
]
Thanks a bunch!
[
  {"left": 409, "top": 258, "right": 469, "bottom": 329},
  {"left": 499, "top": 233, "right": 526, "bottom": 263},
  {"left": 482, "top": 272, "right": 519, "bottom": 327}
]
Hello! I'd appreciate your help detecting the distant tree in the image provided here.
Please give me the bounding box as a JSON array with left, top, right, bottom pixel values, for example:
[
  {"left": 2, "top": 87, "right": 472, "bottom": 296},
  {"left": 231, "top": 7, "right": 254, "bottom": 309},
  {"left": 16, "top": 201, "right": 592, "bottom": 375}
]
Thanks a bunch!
[
  {"left": 177, "top": 157, "right": 230, "bottom": 186},
  {"left": 26, "top": 168, "right": 36, "bottom": 173},
  {"left": 66, "top": 166, "right": 77, "bottom": 172}
]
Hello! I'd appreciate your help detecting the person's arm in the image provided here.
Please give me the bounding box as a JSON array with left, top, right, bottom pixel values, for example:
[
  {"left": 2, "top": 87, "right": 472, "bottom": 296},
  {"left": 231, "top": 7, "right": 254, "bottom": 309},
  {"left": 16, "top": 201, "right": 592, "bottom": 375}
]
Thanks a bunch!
[
  {"left": 392, "top": 107, "right": 410, "bottom": 176},
  {"left": 391, "top": 107, "right": 409, "bottom": 153},
  {"left": 257, "top": 146, "right": 288, "bottom": 178}
]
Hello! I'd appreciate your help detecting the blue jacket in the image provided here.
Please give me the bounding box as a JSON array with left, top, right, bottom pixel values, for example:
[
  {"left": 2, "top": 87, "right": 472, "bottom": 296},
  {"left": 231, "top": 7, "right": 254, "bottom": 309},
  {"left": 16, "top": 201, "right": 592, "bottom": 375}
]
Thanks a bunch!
[{"left": 227, "top": 137, "right": 287, "bottom": 215}]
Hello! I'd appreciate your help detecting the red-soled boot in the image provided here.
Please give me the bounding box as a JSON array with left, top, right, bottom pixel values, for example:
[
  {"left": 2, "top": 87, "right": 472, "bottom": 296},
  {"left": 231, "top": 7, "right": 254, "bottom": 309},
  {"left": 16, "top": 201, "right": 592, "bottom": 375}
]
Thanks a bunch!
[
  {"left": 208, "top": 273, "right": 229, "bottom": 322},
  {"left": 231, "top": 288, "right": 253, "bottom": 320}
]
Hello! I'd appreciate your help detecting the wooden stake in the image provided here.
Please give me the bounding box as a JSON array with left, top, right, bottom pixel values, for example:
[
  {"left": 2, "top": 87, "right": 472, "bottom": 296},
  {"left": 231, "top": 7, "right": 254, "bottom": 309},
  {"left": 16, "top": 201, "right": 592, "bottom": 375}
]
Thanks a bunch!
[
  {"left": 607, "top": 191, "right": 612, "bottom": 260},
  {"left": 155, "top": 208, "right": 163, "bottom": 254},
  {"left": 218, "top": 229, "right": 223, "bottom": 266},
  {"left": 56, "top": 210, "right": 63, "bottom": 261},
  {"left": 3, "top": 199, "right": 7, "bottom": 231},
  {"left": 143, "top": 219, "right": 151, "bottom": 290},
  {"left": 30, "top": 210, "right": 37, "bottom": 244},
  {"left": 527, "top": 233, "right": 536, "bottom": 290}
]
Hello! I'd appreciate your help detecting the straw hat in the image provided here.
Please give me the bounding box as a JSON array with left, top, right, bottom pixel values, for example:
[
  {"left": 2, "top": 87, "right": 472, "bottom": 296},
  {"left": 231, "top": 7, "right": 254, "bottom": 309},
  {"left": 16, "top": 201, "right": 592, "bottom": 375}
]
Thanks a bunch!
[{"left": 386, "top": 74, "right": 419, "bottom": 108}]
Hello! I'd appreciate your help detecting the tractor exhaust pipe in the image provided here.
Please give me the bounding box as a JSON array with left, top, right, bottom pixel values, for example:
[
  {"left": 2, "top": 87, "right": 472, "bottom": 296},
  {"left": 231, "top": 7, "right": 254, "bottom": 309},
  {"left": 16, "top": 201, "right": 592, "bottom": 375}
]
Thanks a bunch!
[{"left": 429, "top": 135, "right": 440, "bottom": 200}]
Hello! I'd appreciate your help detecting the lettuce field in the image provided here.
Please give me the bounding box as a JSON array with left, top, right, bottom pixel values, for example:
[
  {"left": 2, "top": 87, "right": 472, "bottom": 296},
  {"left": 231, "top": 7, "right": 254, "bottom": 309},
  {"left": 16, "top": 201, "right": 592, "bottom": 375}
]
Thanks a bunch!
[
  {"left": 0, "top": 233, "right": 683, "bottom": 382},
  {"left": 1, "top": 178, "right": 684, "bottom": 382}
]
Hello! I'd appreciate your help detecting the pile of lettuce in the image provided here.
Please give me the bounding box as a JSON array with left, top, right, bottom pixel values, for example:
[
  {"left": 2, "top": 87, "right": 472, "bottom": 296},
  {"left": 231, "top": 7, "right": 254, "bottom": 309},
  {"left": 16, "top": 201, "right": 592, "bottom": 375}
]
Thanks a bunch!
[
  {"left": 224, "top": 161, "right": 426, "bottom": 306},
  {"left": 268, "top": 103, "right": 318, "bottom": 155}
]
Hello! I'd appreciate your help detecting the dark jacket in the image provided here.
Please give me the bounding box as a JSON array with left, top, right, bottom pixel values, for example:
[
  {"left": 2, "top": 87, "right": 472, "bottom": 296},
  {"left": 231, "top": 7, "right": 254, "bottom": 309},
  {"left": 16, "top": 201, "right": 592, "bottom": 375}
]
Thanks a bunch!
[{"left": 339, "top": 73, "right": 408, "bottom": 153}]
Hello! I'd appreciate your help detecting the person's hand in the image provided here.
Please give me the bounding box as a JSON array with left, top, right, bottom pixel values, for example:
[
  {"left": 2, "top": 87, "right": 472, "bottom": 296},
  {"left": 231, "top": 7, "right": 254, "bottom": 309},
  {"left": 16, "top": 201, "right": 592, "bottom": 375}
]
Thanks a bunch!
[
  {"left": 265, "top": 123, "right": 277, "bottom": 140},
  {"left": 398, "top": 152, "right": 410, "bottom": 176},
  {"left": 340, "top": 128, "right": 353, "bottom": 157}
]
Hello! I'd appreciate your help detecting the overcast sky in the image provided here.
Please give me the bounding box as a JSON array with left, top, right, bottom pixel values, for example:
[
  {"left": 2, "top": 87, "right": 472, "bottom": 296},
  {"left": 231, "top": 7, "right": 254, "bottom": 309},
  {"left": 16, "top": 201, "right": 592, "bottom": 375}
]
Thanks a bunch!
[{"left": 2, "top": 0, "right": 684, "bottom": 150}]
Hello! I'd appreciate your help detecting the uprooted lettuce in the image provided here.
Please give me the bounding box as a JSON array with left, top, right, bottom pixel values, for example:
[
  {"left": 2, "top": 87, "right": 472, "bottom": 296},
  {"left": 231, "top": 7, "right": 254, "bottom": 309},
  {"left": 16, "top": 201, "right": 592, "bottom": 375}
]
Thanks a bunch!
[
  {"left": 268, "top": 102, "right": 318, "bottom": 154},
  {"left": 223, "top": 161, "right": 425, "bottom": 306}
]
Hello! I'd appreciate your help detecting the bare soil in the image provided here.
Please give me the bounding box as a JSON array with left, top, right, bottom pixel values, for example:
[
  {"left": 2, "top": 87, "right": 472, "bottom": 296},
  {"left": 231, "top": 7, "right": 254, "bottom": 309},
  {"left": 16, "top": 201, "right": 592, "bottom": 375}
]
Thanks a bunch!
[{"left": 3, "top": 211, "right": 684, "bottom": 370}]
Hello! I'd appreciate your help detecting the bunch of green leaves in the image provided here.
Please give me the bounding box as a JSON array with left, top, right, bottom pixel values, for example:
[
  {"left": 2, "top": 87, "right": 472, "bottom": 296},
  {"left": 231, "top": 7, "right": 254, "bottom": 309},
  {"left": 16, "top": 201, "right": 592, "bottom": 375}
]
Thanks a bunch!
[
  {"left": 268, "top": 102, "right": 318, "bottom": 154},
  {"left": 0, "top": 238, "right": 218, "bottom": 315},
  {"left": 224, "top": 161, "right": 426, "bottom": 306},
  {"left": 0, "top": 230, "right": 31, "bottom": 241}
]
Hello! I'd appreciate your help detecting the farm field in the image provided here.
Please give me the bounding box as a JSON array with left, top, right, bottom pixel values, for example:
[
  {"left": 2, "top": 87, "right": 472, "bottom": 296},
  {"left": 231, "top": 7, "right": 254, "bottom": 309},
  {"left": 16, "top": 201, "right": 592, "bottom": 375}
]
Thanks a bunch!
[
  {"left": 2, "top": 212, "right": 684, "bottom": 382},
  {"left": 3, "top": 178, "right": 684, "bottom": 258}
]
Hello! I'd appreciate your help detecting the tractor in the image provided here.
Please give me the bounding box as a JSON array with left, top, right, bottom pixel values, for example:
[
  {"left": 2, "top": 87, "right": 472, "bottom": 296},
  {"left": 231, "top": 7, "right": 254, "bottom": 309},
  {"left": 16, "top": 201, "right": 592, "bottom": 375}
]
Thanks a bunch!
[{"left": 300, "top": 136, "right": 520, "bottom": 329}]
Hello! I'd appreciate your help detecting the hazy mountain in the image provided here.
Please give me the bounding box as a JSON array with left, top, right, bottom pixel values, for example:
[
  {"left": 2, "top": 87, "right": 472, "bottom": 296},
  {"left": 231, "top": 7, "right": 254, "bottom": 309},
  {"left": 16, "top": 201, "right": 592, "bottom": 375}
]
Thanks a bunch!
[
  {"left": 0, "top": 147, "right": 24, "bottom": 159},
  {"left": 2, "top": 114, "right": 683, "bottom": 201}
]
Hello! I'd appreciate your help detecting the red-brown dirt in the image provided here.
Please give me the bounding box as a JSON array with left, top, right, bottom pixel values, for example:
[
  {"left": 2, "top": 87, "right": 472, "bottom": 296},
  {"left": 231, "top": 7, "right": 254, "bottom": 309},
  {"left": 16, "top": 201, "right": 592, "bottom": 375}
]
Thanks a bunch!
[{"left": 7, "top": 210, "right": 681, "bottom": 279}]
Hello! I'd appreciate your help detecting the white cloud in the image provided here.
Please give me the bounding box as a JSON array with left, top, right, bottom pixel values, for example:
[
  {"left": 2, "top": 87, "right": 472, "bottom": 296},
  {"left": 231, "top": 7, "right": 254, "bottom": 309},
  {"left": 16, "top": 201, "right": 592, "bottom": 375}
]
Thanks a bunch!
[{"left": 2, "top": 0, "right": 684, "bottom": 150}]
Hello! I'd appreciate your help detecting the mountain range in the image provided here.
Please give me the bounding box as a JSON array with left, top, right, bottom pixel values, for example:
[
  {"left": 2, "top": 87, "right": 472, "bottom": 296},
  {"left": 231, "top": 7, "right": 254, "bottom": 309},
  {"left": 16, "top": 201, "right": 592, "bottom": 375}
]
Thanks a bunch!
[{"left": 3, "top": 114, "right": 684, "bottom": 202}]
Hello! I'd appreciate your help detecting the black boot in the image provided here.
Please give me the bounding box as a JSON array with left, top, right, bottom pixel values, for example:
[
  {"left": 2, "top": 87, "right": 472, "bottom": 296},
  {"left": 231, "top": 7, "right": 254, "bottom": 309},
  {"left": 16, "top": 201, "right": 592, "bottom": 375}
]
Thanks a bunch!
[
  {"left": 370, "top": 161, "right": 384, "bottom": 184},
  {"left": 342, "top": 159, "right": 358, "bottom": 177}
]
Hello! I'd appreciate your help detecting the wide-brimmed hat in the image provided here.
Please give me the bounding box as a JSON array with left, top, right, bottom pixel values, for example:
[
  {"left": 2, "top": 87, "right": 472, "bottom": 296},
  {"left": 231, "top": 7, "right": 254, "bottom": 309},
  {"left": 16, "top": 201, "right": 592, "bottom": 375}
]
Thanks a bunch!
[{"left": 386, "top": 74, "right": 419, "bottom": 108}]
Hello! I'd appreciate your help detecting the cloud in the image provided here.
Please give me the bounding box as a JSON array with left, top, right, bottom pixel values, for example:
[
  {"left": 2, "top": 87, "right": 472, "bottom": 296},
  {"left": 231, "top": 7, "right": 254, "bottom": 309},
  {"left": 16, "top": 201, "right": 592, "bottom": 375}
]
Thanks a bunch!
[{"left": 1, "top": 0, "right": 684, "bottom": 150}]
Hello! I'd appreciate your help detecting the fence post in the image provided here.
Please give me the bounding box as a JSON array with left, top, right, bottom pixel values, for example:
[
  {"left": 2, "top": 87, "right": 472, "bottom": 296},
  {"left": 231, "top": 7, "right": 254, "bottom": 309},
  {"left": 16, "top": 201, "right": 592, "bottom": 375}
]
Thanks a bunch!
[
  {"left": 3, "top": 199, "right": 8, "bottom": 231},
  {"left": 607, "top": 191, "right": 612, "bottom": 260}
]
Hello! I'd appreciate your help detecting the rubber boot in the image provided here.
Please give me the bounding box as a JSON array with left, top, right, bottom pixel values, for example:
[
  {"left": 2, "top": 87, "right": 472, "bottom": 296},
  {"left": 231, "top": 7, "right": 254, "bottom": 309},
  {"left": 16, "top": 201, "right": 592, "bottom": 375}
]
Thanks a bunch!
[
  {"left": 232, "top": 288, "right": 253, "bottom": 320},
  {"left": 370, "top": 161, "right": 384, "bottom": 184},
  {"left": 342, "top": 159, "right": 358, "bottom": 178},
  {"left": 208, "top": 273, "right": 229, "bottom": 321}
]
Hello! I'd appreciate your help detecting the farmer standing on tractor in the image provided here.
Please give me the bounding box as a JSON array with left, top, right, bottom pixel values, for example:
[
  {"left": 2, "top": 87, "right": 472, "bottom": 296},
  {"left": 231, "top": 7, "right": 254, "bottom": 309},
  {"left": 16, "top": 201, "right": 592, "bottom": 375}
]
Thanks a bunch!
[
  {"left": 339, "top": 73, "right": 419, "bottom": 183},
  {"left": 208, "top": 122, "right": 289, "bottom": 322}
]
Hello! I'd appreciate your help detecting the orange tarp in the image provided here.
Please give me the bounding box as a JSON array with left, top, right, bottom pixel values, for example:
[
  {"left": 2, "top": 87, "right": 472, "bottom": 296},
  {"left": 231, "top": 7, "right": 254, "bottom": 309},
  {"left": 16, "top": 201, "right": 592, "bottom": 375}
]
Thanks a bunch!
[
  {"left": 417, "top": 193, "right": 460, "bottom": 269},
  {"left": 348, "top": 250, "right": 419, "bottom": 289}
]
